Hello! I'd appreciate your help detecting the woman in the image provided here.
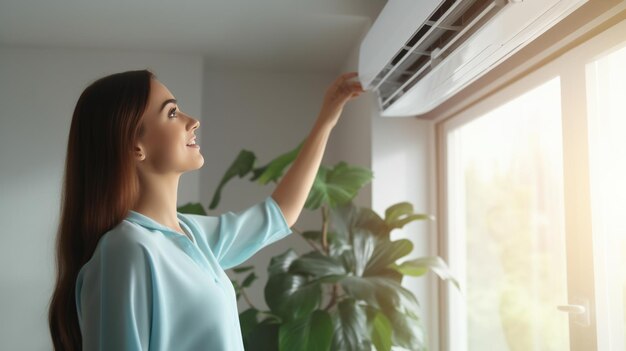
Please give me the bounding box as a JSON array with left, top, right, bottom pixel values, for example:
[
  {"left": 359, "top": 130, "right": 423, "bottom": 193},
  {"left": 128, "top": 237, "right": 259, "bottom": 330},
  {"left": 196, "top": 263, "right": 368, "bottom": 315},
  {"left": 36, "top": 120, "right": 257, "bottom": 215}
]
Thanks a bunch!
[{"left": 47, "top": 68, "right": 364, "bottom": 350}]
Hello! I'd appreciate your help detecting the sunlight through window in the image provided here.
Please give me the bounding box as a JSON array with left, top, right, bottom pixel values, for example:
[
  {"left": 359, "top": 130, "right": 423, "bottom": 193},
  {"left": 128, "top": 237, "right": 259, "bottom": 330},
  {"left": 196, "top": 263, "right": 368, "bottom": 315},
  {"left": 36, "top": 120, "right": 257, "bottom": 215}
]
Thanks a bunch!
[{"left": 446, "top": 77, "right": 570, "bottom": 351}]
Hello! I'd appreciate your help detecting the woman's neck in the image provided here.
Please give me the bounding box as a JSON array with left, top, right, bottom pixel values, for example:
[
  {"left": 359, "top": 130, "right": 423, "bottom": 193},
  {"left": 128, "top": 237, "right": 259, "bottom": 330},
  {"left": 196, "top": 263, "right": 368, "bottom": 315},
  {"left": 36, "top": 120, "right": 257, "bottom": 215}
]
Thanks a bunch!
[{"left": 132, "top": 173, "right": 181, "bottom": 232}]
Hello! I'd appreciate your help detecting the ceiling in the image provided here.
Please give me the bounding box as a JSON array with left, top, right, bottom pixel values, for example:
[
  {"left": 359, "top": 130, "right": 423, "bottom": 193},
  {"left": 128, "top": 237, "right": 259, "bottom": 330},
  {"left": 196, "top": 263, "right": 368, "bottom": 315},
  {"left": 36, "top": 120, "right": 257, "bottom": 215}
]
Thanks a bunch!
[{"left": 0, "top": 0, "right": 387, "bottom": 73}]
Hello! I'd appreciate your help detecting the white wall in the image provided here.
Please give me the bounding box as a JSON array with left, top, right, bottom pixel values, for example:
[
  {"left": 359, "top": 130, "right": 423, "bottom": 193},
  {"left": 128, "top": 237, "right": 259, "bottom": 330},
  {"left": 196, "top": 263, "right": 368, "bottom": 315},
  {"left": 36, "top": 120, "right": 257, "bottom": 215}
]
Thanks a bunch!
[
  {"left": 0, "top": 39, "right": 439, "bottom": 351},
  {"left": 0, "top": 46, "right": 204, "bottom": 350},
  {"left": 370, "top": 115, "right": 439, "bottom": 351}
]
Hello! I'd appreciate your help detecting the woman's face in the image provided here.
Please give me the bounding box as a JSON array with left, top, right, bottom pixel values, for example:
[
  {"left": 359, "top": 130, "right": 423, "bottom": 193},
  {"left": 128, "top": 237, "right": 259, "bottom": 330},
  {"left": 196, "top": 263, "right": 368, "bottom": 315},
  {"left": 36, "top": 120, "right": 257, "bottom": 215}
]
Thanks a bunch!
[{"left": 135, "top": 79, "right": 204, "bottom": 174}]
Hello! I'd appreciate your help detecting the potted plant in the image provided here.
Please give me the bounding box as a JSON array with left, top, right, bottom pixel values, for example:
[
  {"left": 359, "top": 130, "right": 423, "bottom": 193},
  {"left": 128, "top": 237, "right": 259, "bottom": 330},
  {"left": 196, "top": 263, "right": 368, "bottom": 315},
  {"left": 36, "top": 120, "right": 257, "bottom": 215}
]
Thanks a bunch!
[{"left": 178, "top": 140, "right": 459, "bottom": 351}]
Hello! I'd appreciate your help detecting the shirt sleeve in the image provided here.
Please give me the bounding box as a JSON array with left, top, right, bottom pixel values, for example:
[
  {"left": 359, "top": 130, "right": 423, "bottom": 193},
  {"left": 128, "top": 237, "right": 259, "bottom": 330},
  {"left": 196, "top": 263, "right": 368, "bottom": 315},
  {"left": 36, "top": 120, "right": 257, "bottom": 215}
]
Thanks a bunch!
[
  {"left": 183, "top": 195, "right": 293, "bottom": 270},
  {"left": 75, "top": 232, "right": 152, "bottom": 351}
]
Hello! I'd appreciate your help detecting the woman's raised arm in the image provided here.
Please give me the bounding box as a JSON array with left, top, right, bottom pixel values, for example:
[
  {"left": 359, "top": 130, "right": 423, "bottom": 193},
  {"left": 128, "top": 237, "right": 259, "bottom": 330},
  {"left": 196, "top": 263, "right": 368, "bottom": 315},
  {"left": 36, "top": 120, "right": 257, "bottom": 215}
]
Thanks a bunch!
[{"left": 271, "top": 71, "right": 364, "bottom": 226}]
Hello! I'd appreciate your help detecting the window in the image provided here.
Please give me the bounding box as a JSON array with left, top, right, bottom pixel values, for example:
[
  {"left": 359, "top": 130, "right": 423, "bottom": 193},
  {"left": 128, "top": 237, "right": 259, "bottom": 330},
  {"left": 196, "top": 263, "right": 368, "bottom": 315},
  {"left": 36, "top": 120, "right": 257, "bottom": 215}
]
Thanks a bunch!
[
  {"left": 436, "top": 17, "right": 626, "bottom": 351},
  {"left": 444, "top": 77, "right": 570, "bottom": 350}
]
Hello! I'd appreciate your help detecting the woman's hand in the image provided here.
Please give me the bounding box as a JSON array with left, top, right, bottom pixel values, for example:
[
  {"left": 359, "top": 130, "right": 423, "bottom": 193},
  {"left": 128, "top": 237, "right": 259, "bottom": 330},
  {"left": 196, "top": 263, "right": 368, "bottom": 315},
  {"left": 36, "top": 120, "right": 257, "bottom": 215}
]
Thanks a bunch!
[{"left": 316, "top": 71, "right": 365, "bottom": 130}]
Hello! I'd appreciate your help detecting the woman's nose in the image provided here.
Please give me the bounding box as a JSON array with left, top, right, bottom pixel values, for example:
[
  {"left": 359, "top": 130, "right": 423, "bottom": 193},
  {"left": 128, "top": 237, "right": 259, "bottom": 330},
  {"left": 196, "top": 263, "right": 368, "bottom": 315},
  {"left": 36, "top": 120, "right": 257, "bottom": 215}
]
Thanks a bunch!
[{"left": 188, "top": 116, "right": 200, "bottom": 131}]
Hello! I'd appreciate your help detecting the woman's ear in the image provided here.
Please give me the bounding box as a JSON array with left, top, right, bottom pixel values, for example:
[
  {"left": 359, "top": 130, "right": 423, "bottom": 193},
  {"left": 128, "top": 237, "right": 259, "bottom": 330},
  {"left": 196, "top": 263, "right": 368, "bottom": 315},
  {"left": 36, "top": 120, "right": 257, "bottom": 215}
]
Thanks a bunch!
[{"left": 135, "top": 145, "right": 145, "bottom": 161}]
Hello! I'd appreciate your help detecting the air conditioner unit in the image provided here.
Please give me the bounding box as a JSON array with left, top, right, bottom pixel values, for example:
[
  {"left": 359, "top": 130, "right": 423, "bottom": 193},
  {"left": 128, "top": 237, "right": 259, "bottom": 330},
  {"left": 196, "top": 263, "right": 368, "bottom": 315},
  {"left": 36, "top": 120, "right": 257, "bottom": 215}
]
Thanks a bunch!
[{"left": 358, "top": 0, "right": 588, "bottom": 117}]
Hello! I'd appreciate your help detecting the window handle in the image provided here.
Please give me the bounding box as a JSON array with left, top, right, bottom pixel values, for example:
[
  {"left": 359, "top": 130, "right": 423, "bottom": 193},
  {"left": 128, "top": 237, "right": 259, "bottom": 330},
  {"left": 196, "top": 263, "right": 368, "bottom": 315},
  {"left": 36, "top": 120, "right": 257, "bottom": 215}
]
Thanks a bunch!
[
  {"left": 557, "top": 298, "right": 591, "bottom": 327},
  {"left": 557, "top": 304, "right": 585, "bottom": 314}
]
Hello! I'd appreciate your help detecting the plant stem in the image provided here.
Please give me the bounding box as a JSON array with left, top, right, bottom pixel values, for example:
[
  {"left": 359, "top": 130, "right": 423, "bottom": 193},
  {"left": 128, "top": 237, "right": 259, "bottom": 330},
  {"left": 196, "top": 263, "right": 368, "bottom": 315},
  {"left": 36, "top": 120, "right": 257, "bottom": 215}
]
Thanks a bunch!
[
  {"left": 321, "top": 205, "right": 329, "bottom": 254},
  {"left": 305, "top": 238, "right": 322, "bottom": 252}
]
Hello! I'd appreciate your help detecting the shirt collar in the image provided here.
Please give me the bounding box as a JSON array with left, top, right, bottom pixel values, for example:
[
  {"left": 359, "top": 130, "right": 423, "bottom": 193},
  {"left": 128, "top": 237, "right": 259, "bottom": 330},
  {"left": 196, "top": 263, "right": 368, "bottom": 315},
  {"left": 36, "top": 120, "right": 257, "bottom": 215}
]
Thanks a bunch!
[{"left": 125, "top": 210, "right": 195, "bottom": 243}]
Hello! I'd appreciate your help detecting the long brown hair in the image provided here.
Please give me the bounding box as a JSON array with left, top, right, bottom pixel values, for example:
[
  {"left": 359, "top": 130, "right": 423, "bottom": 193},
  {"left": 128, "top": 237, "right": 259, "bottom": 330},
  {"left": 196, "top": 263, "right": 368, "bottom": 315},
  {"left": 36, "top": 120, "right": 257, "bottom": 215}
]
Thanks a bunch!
[{"left": 48, "top": 69, "right": 156, "bottom": 350}]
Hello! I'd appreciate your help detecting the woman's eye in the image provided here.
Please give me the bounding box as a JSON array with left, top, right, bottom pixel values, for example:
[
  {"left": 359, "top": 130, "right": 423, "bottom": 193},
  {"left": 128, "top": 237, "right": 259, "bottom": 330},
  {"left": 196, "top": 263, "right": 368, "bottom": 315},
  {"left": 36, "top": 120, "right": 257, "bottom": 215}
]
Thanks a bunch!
[{"left": 168, "top": 107, "right": 178, "bottom": 118}]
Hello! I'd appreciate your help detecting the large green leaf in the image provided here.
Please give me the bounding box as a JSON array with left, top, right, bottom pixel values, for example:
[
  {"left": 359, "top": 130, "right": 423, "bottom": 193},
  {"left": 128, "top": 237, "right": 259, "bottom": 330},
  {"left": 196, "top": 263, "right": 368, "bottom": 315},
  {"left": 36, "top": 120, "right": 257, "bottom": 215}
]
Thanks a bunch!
[
  {"left": 331, "top": 299, "right": 371, "bottom": 351},
  {"left": 374, "top": 267, "right": 403, "bottom": 284},
  {"left": 251, "top": 140, "right": 305, "bottom": 185},
  {"left": 278, "top": 310, "right": 333, "bottom": 351},
  {"left": 209, "top": 149, "right": 256, "bottom": 209},
  {"left": 308, "top": 274, "right": 346, "bottom": 285},
  {"left": 244, "top": 319, "right": 280, "bottom": 351},
  {"left": 363, "top": 239, "right": 413, "bottom": 277},
  {"left": 351, "top": 228, "right": 377, "bottom": 276},
  {"left": 304, "top": 166, "right": 331, "bottom": 210},
  {"left": 330, "top": 238, "right": 352, "bottom": 258},
  {"left": 386, "top": 308, "right": 426, "bottom": 350},
  {"left": 265, "top": 272, "right": 321, "bottom": 322},
  {"left": 328, "top": 200, "right": 359, "bottom": 244},
  {"left": 354, "top": 207, "right": 390, "bottom": 238},
  {"left": 384, "top": 202, "right": 434, "bottom": 230},
  {"left": 305, "top": 162, "right": 373, "bottom": 210},
  {"left": 388, "top": 263, "right": 427, "bottom": 277},
  {"left": 329, "top": 201, "right": 389, "bottom": 239},
  {"left": 177, "top": 202, "right": 207, "bottom": 215},
  {"left": 340, "top": 276, "right": 381, "bottom": 310},
  {"left": 340, "top": 276, "right": 420, "bottom": 313},
  {"left": 239, "top": 308, "right": 259, "bottom": 340},
  {"left": 268, "top": 249, "right": 300, "bottom": 276},
  {"left": 349, "top": 208, "right": 397, "bottom": 277},
  {"left": 392, "top": 256, "right": 460, "bottom": 290},
  {"left": 370, "top": 311, "right": 392, "bottom": 351},
  {"left": 366, "top": 297, "right": 425, "bottom": 351},
  {"left": 340, "top": 250, "right": 356, "bottom": 274},
  {"left": 288, "top": 251, "right": 346, "bottom": 278}
]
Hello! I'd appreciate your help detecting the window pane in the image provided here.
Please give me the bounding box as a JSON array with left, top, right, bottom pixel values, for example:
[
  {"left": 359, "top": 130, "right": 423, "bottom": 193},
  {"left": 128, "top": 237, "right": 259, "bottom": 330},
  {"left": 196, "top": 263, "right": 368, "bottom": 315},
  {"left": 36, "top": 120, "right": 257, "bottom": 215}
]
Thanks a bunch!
[
  {"left": 587, "top": 43, "right": 626, "bottom": 351},
  {"left": 446, "top": 77, "right": 570, "bottom": 350}
]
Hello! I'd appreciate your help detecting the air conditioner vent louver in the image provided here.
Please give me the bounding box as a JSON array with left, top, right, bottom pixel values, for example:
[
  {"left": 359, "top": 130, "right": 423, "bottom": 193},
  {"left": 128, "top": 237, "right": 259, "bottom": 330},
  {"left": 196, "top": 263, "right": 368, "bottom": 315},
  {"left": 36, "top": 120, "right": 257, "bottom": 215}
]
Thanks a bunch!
[{"left": 372, "top": 0, "right": 508, "bottom": 110}]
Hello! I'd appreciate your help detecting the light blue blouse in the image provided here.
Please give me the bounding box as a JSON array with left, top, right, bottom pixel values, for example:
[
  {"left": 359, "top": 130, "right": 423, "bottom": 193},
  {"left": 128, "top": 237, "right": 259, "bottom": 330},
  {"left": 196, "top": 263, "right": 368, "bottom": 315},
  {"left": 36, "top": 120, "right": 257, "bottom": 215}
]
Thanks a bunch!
[{"left": 75, "top": 195, "right": 292, "bottom": 350}]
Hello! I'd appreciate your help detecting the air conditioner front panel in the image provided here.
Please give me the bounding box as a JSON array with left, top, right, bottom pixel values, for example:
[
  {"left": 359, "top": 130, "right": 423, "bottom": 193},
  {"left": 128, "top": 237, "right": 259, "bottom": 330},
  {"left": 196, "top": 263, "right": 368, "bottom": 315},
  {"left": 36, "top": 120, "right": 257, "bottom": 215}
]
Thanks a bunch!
[{"left": 358, "top": 0, "right": 589, "bottom": 117}]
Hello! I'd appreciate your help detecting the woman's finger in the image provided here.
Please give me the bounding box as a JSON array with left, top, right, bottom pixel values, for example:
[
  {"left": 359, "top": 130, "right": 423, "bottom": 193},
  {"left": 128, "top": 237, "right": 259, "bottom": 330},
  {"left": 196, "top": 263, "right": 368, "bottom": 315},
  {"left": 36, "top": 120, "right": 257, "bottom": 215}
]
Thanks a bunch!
[
  {"left": 349, "top": 82, "right": 364, "bottom": 93},
  {"left": 341, "top": 82, "right": 359, "bottom": 96},
  {"left": 338, "top": 72, "right": 359, "bottom": 83}
]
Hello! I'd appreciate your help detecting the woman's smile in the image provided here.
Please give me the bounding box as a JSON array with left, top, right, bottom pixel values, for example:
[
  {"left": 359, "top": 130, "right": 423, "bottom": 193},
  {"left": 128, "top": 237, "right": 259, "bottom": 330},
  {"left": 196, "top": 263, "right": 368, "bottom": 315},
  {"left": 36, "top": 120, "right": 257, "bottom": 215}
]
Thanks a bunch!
[{"left": 186, "top": 137, "right": 200, "bottom": 149}]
